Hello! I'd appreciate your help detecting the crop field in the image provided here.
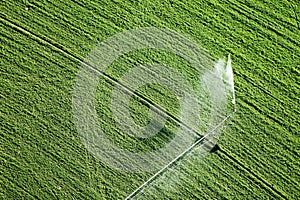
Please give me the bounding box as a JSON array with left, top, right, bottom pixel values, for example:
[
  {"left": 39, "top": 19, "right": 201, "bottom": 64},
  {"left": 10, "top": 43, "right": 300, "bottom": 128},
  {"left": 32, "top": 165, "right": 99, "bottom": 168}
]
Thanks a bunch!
[{"left": 0, "top": 0, "right": 299, "bottom": 199}]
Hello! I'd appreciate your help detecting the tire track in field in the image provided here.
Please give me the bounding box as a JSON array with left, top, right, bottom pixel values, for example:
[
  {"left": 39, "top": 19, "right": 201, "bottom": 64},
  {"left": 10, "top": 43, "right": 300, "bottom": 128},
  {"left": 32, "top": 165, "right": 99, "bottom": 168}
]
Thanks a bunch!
[
  {"left": 221, "top": 107, "right": 300, "bottom": 194},
  {"left": 167, "top": 0, "right": 300, "bottom": 56},
  {"left": 251, "top": 0, "right": 300, "bottom": 30},
  {"left": 73, "top": 0, "right": 300, "bottom": 120},
  {"left": 1, "top": 176, "right": 41, "bottom": 199},
  {"left": 113, "top": 0, "right": 300, "bottom": 128},
  {"left": 0, "top": 23, "right": 131, "bottom": 199},
  {"left": 0, "top": 17, "right": 204, "bottom": 140},
  {"left": 0, "top": 17, "right": 291, "bottom": 199},
  {"left": 169, "top": 0, "right": 300, "bottom": 101},
  {"left": 180, "top": 0, "right": 300, "bottom": 50},
  {"left": 3, "top": 0, "right": 298, "bottom": 105},
  {"left": 218, "top": 149, "right": 287, "bottom": 199},
  {"left": 228, "top": 0, "right": 300, "bottom": 42},
  {"left": 105, "top": 2, "right": 300, "bottom": 195},
  {"left": 118, "top": 0, "right": 298, "bottom": 136}
]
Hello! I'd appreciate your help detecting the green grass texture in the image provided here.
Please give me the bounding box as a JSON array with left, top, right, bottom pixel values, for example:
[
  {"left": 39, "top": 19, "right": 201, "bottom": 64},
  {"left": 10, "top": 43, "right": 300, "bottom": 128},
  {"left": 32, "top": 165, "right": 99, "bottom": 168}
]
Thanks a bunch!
[{"left": 1, "top": 0, "right": 299, "bottom": 199}]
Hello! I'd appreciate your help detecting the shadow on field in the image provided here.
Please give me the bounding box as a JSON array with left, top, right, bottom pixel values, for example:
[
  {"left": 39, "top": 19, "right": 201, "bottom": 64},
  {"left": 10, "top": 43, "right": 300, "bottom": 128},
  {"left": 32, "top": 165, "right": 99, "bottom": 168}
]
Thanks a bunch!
[{"left": 209, "top": 144, "right": 220, "bottom": 153}]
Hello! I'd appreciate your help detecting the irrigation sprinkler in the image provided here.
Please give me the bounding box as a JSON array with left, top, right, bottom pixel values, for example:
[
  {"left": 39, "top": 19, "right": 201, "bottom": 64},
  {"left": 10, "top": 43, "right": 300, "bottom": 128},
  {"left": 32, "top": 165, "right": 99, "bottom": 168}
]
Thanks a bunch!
[{"left": 72, "top": 27, "right": 236, "bottom": 199}]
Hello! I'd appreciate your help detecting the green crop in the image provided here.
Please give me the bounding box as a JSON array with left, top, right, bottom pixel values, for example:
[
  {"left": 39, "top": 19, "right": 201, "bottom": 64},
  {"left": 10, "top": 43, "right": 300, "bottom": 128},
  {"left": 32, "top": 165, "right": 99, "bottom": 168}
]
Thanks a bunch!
[{"left": 0, "top": 0, "right": 299, "bottom": 199}]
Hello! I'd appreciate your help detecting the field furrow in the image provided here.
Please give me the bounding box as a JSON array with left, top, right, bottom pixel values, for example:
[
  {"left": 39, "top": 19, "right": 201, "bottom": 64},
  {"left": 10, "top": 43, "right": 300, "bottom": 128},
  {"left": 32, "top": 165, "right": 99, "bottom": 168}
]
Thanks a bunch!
[{"left": 1, "top": 0, "right": 299, "bottom": 199}]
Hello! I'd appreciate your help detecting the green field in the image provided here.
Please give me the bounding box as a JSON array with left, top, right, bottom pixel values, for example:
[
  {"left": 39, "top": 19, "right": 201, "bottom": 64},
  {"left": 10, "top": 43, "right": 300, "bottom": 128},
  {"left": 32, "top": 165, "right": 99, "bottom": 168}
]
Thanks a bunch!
[{"left": 1, "top": 0, "right": 299, "bottom": 199}]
